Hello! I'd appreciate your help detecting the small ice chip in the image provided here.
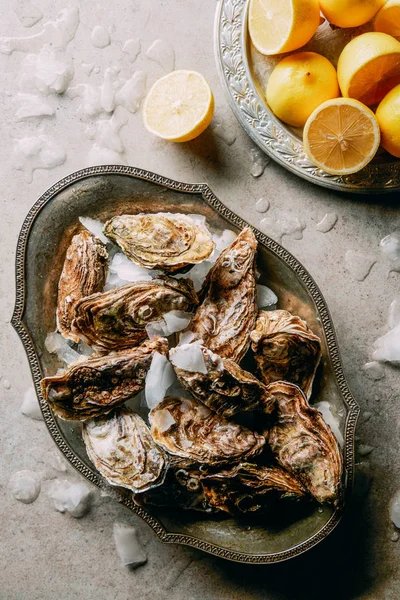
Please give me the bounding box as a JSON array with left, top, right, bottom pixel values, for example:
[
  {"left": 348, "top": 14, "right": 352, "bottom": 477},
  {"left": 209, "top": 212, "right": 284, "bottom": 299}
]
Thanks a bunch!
[
  {"left": 45, "top": 332, "right": 81, "bottom": 365},
  {"left": 145, "top": 352, "right": 176, "bottom": 409},
  {"left": 169, "top": 342, "right": 207, "bottom": 374},
  {"left": 380, "top": 231, "right": 400, "bottom": 262},
  {"left": 21, "top": 386, "right": 42, "bottom": 420},
  {"left": 113, "top": 522, "right": 147, "bottom": 567},
  {"left": 156, "top": 408, "right": 176, "bottom": 432},
  {"left": 48, "top": 479, "right": 92, "bottom": 518},
  {"left": 315, "top": 401, "right": 344, "bottom": 448},
  {"left": 78, "top": 216, "right": 109, "bottom": 244},
  {"left": 372, "top": 325, "right": 400, "bottom": 364},
  {"left": 9, "top": 470, "right": 41, "bottom": 504},
  {"left": 178, "top": 330, "right": 196, "bottom": 345},
  {"left": 163, "top": 310, "right": 192, "bottom": 334},
  {"left": 257, "top": 284, "right": 278, "bottom": 308},
  {"left": 390, "top": 490, "right": 400, "bottom": 529}
]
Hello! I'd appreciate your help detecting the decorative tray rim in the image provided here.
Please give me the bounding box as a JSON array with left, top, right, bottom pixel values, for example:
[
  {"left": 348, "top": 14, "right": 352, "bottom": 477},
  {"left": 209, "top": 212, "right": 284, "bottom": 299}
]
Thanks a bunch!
[{"left": 12, "top": 165, "right": 360, "bottom": 563}]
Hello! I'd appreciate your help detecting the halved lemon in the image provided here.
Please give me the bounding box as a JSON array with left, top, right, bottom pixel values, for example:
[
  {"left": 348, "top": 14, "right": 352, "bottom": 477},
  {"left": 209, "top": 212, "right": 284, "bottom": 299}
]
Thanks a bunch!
[
  {"left": 374, "top": 0, "right": 400, "bottom": 39},
  {"left": 248, "top": 0, "right": 321, "bottom": 56},
  {"left": 337, "top": 32, "right": 400, "bottom": 106},
  {"left": 143, "top": 70, "right": 214, "bottom": 142},
  {"left": 303, "top": 98, "right": 380, "bottom": 175}
]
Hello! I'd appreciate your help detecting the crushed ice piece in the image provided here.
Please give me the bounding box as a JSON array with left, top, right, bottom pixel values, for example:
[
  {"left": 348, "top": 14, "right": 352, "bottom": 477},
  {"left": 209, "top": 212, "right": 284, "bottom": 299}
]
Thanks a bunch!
[
  {"left": 257, "top": 284, "right": 278, "bottom": 308},
  {"left": 113, "top": 522, "right": 147, "bottom": 567},
  {"left": 9, "top": 470, "right": 41, "bottom": 504},
  {"left": 358, "top": 444, "right": 374, "bottom": 457},
  {"left": 255, "top": 197, "right": 270, "bottom": 213},
  {"left": 108, "top": 252, "right": 154, "bottom": 282},
  {"left": 390, "top": 490, "right": 400, "bottom": 528},
  {"left": 165, "top": 379, "right": 193, "bottom": 400},
  {"left": 146, "top": 39, "right": 175, "bottom": 72},
  {"left": 212, "top": 229, "right": 237, "bottom": 257},
  {"left": 145, "top": 352, "right": 176, "bottom": 409},
  {"left": 163, "top": 310, "right": 192, "bottom": 334},
  {"left": 178, "top": 330, "right": 196, "bottom": 345},
  {"left": 362, "top": 361, "right": 385, "bottom": 380},
  {"left": 169, "top": 342, "right": 207, "bottom": 374},
  {"left": 12, "top": 0, "right": 43, "bottom": 28},
  {"left": 15, "top": 93, "right": 54, "bottom": 120},
  {"left": 21, "top": 386, "right": 42, "bottom": 420},
  {"left": 145, "top": 320, "right": 168, "bottom": 340},
  {"left": 250, "top": 146, "right": 270, "bottom": 177},
  {"left": 20, "top": 45, "right": 73, "bottom": 95},
  {"left": 3, "top": 379, "right": 11, "bottom": 389},
  {"left": 260, "top": 214, "right": 306, "bottom": 243},
  {"left": 48, "top": 479, "right": 92, "bottom": 518},
  {"left": 156, "top": 408, "right": 176, "bottom": 432},
  {"left": 388, "top": 297, "right": 400, "bottom": 330},
  {"left": 187, "top": 213, "right": 207, "bottom": 226},
  {"left": 91, "top": 25, "right": 110, "bottom": 48},
  {"left": 116, "top": 71, "right": 147, "bottom": 113},
  {"left": 372, "top": 325, "right": 400, "bottom": 364},
  {"left": 315, "top": 401, "right": 344, "bottom": 448},
  {"left": 14, "top": 134, "right": 66, "bottom": 183},
  {"left": 180, "top": 261, "right": 212, "bottom": 291},
  {"left": 380, "top": 231, "right": 400, "bottom": 262},
  {"left": 122, "top": 38, "right": 141, "bottom": 61},
  {"left": 316, "top": 213, "right": 338, "bottom": 233},
  {"left": 87, "top": 108, "right": 128, "bottom": 166},
  {"left": 78, "top": 216, "right": 108, "bottom": 244},
  {"left": 45, "top": 332, "right": 81, "bottom": 365},
  {"left": 344, "top": 250, "right": 376, "bottom": 282}
]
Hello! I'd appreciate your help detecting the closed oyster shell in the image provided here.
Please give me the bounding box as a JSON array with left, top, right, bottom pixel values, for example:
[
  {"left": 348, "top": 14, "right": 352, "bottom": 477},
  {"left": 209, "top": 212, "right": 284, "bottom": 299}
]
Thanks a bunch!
[
  {"left": 41, "top": 338, "right": 168, "bottom": 421},
  {"left": 190, "top": 227, "right": 258, "bottom": 362},
  {"left": 149, "top": 396, "right": 265, "bottom": 466},
  {"left": 170, "top": 344, "right": 275, "bottom": 417},
  {"left": 57, "top": 230, "right": 108, "bottom": 342},
  {"left": 201, "top": 463, "right": 307, "bottom": 514},
  {"left": 71, "top": 276, "right": 197, "bottom": 351},
  {"left": 267, "top": 382, "right": 343, "bottom": 505},
  {"left": 104, "top": 213, "right": 214, "bottom": 273},
  {"left": 83, "top": 408, "right": 168, "bottom": 493},
  {"left": 250, "top": 310, "right": 322, "bottom": 398}
]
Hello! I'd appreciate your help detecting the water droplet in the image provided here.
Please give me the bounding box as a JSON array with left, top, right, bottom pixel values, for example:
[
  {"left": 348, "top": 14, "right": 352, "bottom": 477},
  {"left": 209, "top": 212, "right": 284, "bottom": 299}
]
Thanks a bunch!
[
  {"left": 146, "top": 39, "right": 175, "bottom": 72},
  {"left": 91, "top": 25, "right": 110, "bottom": 49},
  {"left": 3, "top": 380, "right": 11, "bottom": 389},
  {"left": 316, "top": 213, "right": 337, "bottom": 233},
  {"left": 357, "top": 444, "right": 374, "bottom": 457},
  {"left": 362, "top": 361, "right": 385, "bottom": 381},
  {"left": 344, "top": 250, "right": 376, "bottom": 282},
  {"left": 255, "top": 197, "right": 270, "bottom": 213},
  {"left": 261, "top": 213, "right": 306, "bottom": 243},
  {"left": 391, "top": 531, "right": 399, "bottom": 542},
  {"left": 250, "top": 147, "right": 270, "bottom": 177},
  {"left": 122, "top": 38, "right": 141, "bottom": 62},
  {"left": 380, "top": 231, "right": 400, "bottom": 262}
]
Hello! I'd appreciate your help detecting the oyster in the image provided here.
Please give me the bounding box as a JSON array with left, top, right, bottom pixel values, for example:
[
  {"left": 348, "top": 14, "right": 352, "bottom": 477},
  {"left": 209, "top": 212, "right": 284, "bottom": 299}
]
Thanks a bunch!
[
  {"left": 83, "top": 408, "right": 167, "bottom": 493},
  {"left": 149, "top": 396, "right": 265, "bottom": 466},
  {"left": 170, "top": 344, "right": 275, "bottom": 417},
  {"left": 267, "top": 382, "right": 342, "bottom": 504},
  {"left": 201, "top": 463, "right": 307, "bottom": 514},
  {"left": 134, "top": 469, "right": 205, "bottom": 511},
  {"left": 57, "top": 230, "right": 108, "bottom": 342},
  {"left": 190, "top": 227, "right": 258, "bottom": 362},
  {"left": 41, "top": 338, "right": 168, "bottom": 420},
  {"left": 71, "top": 276, "right": 197, "bottom": 351},
  {"left": 250, "top": 310, "right": 322, "bottom": 398},
  {"left": 103, "top": 213, "right": 214, "bottom": 273}
]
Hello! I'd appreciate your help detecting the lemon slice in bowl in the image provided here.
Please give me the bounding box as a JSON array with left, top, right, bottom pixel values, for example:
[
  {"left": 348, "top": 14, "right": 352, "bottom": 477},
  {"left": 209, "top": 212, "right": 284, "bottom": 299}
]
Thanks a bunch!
[
  {"left": 143, "top": 70, "right": 214, "bottom": 142},
  {"left": 337, "top": 32, "right": 400, "bottom": 106},
  {"left": 303, "top": 98, "right": 380, "bottom": 175},
  {"left": 248, "top": 0, "right": 321, "bottom": 56}
]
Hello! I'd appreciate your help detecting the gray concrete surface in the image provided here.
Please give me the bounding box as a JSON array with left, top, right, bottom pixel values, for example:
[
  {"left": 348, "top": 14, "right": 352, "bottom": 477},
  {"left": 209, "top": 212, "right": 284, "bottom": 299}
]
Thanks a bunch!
[{"left": 0, "top": 1, "right": 399, "bottom": 599}]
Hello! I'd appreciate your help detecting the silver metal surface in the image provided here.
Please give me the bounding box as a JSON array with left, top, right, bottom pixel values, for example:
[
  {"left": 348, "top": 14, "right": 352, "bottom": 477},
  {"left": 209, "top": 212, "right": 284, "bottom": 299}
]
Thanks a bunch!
[
  {"left": 12, "top": 166, "right": 359, "bottom": 563},
  {"left": 214, "top": 0, "right": 400, "bottom": 193}
]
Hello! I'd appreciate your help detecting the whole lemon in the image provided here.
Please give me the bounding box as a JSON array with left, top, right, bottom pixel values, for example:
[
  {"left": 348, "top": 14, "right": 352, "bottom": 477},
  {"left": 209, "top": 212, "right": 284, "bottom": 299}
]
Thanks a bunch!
[
  {"left": 319, "top": 0, "right": 386, "bottom": 28},
  {"left": 376, "top": 84, "right": 400, "bottom": 157},
  {"left": 266, "top": 52, "right": 340, "bottom": 128}
]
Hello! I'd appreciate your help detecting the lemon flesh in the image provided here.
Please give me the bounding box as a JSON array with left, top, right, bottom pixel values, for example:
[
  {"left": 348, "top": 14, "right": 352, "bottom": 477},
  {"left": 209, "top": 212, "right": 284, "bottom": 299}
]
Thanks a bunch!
[
  {"left": 374, "top": 0, "right": 400, "bottom": 38},
  {"left": 143, "top": 70, "right": 214, "bottom": 142},
  {"left": 248, "top": 0, "right": 320, "bottom": 56},
  {"left": 303, "top": 98, "right": 380, "bottom": 175},
  {"left": 376, "top": 84, "right": 400, "bottom": 157},
  {"left": 319, "top": 0, "right": 386, "bottom": 28},
  {"left": 337, "top": 32, "right": 400, "bottom": 106},
  {"left": 266, "top": 52, "right": 340, "bottom": 127}
]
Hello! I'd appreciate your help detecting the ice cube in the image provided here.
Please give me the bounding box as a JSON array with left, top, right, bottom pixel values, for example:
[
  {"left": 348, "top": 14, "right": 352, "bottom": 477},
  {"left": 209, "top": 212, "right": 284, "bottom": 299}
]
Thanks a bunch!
[
  {"left": 315, "top": 401, "right": 344, "bottom": 448},
  {"left": 113, "top": 522, "right": 147, "bottom": 567},
  {"left": 145, "top": 352, "right": 176, "bottom": 409},
  {"left": 9, "top": 470, "right": 41, "bottom": 504},
  {"left": 178, "top": 330, "right": 196, "bottom": 345},
  {"left": 79, "top": 216, "right": 109, "bottom": 244},
  {"left": 380, "top": 231, "right": 400, "bottom": 262},
  {"left": 156, "top": 408, "right": 176, "bottom": 432},
  {"left": 163, "top": 310, "right": 192, "bottom": 334},
  {"left": 372, "top": 325, "right": 400, "bottom": 364},
  {"left": 21, "top": 387, "right": 42, "bottom": 421},
  {"left": 45, "top": 332, "right": 81, "bottom": 365},
  {"left": 109, "top": 252, "right": 154, "bottom": 282},
  {"left": 169, "top": 342, "right": 207, "bottom": 374},
  {"left": 48, "top": 479, "right": 92, "bottom": 518},
  {"left": 210, "top": 229, "right": 237, "bottom": 262},
  {"left": 257, "top": 284, "right": 278, "bottom": 308}
]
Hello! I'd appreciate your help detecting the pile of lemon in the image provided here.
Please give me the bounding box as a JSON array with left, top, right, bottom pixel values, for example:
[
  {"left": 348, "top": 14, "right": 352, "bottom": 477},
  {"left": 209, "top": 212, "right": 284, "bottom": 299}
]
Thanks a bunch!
[{"left": 249, "top": 0, "right": 400, "bottom": 175}]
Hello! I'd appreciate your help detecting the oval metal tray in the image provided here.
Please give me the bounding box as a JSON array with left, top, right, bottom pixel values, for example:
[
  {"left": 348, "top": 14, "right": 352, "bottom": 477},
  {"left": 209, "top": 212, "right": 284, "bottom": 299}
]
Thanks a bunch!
[
  {"left": 12, "top": 165, "right": 359, "bottom": 563},
  {"left": 215, "top": 0, "right": 400, "bottom": 193}
]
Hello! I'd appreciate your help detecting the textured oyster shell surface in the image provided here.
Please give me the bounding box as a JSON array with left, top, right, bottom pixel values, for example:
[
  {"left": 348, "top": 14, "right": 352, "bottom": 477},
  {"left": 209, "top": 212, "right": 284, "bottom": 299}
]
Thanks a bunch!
[
  {"left": 190, "top": 227, "right": 258, "bottom": 362},
  {"left": 41, "top": 338, "right": 168, "bottom": 420},
  {"left": 71, "top": 276, "right": 197, "bottom": 351},
  {"left": 83, "top": 408, "right": 168, "bottom": 493},
  {"left": 250, "top": 310, "right": 322, "bottom": 398},
  {"left": 104, "top": 213, "right": 215, "bottom": 273},
  {"left": 149, "top": 396, "right": 265, "bottom": 466},
  {"left": 267, "top": 382, "right": 343, "bottom": 504},
  {"left": 171, "top": 345, "right": 275, "bottom": 417},
  {"left": 57, "top": 230, "right": 108, "bottom": 342}
]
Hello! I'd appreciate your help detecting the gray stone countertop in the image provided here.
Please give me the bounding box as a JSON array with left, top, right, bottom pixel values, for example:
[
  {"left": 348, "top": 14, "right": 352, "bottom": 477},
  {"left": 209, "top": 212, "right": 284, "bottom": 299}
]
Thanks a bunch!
[{"left": 0, "top": 1, "right": 399, "bottom": 599}]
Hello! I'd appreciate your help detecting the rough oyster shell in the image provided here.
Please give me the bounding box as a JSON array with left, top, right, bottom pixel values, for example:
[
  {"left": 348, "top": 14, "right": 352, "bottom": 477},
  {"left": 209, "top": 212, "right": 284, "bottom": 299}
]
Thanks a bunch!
[
  {"left": 103, "top": 213, "right": 214, "bottom": 273},
  {"left": 149, "top": 396, "right": 265, "bottom": 467},
  {"left": 82, "top": 407, "right": 168, "bottom": 493},
  {"left": 201, "top": 463, "right": 307, "bottom": 514},
  {"left": 170, "top": 344, "right": 275, "bottom": 417},
  {"left": 250, "top": 310, "right": 322, "bottom": 398},
  {"left": 267, "top": 382, "right": 343, "bottom": 505},
  {"left": 134, "top": 469, "right": 205, "bottom": 511},
  {"left": 41, "top": 338, "right": 168, "bottom": 421},
  {"left": 71, "top": 276, "right": 197, "bottom": 351},
  {"left": 57, "top": 230, "right": 108, "bottom": 343},
  {"left": 190, "top": 227, "right": 258, "bottom": 362}
]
